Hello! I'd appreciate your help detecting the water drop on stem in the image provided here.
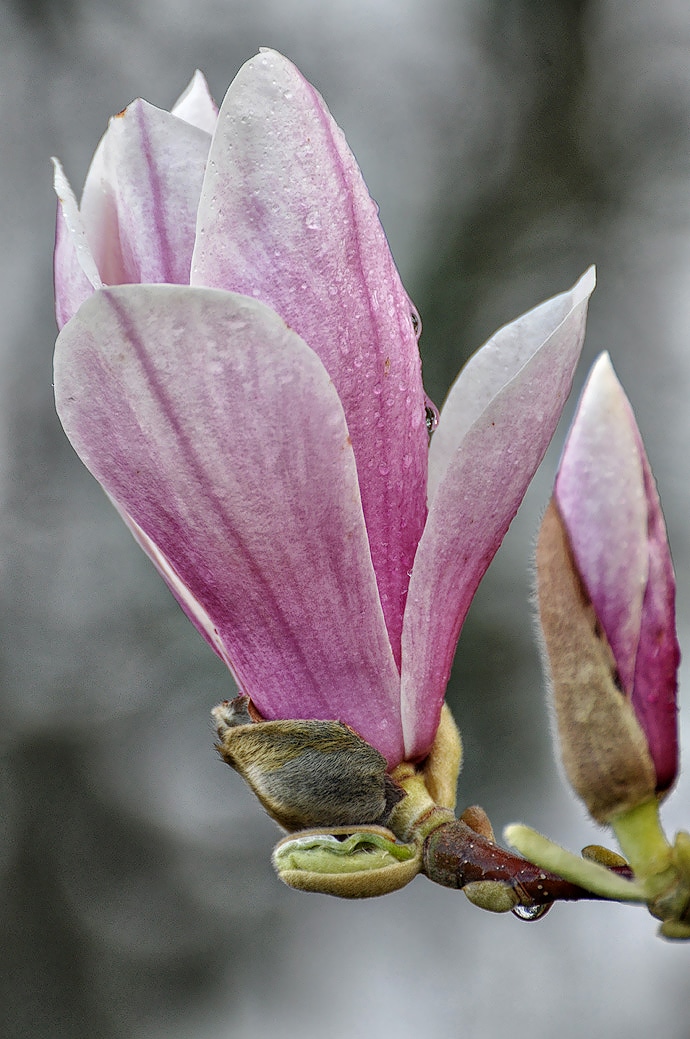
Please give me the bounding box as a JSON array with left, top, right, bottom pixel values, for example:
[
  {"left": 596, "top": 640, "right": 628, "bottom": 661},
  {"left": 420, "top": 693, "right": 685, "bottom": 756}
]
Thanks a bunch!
[{"left": 511, "top": 901, "right": 553, "bottom": 922}]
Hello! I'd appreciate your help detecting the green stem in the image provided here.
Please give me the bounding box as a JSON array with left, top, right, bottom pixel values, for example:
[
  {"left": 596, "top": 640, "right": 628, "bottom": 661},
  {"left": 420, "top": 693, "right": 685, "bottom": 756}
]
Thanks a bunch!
[
  {"left": 610, "top": 799, "right": 673, "bottom": 890},
  {"left": 388, "top": 763, "right": 455, "bottom": 843},
  {"left": 504, "top": 824, "right": 646, "bottom": 901}
]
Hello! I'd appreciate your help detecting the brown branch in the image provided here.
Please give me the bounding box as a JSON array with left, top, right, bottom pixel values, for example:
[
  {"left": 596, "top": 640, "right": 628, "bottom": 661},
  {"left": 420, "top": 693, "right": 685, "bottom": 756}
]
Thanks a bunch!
[{"left": 423, "top": 818, "right": 631, "bottom": 907}]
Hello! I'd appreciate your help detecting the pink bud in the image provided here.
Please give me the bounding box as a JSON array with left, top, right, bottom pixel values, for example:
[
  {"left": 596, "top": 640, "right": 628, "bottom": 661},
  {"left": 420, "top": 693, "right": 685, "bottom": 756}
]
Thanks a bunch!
[{"left": 551, "top": 353, "right": 679, "bottom": 798}]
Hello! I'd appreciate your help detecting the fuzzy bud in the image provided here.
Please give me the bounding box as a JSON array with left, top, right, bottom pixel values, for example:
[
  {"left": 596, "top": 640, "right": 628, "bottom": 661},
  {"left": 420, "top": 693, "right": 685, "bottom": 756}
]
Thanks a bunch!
[{"left": 536, "top": 354, "right": 679, "bottom": 822}]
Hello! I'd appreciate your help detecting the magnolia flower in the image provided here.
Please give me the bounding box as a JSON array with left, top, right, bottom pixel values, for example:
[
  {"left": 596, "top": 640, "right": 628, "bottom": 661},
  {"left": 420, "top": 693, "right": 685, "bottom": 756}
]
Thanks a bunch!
[
  {"left": 536, "top": 353, "right": 679, "bottom": 821},
  {"left": 53, "top": 50, "right": 594, "bottom": 770}
]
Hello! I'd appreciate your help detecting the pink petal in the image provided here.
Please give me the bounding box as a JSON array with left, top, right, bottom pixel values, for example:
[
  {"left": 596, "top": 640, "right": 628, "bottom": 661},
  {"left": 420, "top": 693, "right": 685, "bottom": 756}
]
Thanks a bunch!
[
  {"left": 632, "top": 443, "right": 679, "bottom": 791},
  {"left": 401, "top": 270, "right": 595, "bottom": 760},
  {"left": 111, "top": 502, "right": 240, "bottom": 668},
  {"left": 556, "top": 353, "right": 679, "bottom": 790},
  {"left": 78, "top": 99, "right": 211, "bottom": 286},
  {"left": 53, "top": 159, "right": 103, "bottom": 329},
  {"left": 427, "top": 269, "right": 596, "bottom": 502},
  {"left": 54, "top": 285, "right": 403, "bottom": 765},
  {"left": 191, "top": 49, "right": 428, "bottom": 667},
  {"left": 555, "top": 354, "right": 647, "bottom": 695},
  {"left": 171, "top": 70, "right": 218, "bottom": 134}
]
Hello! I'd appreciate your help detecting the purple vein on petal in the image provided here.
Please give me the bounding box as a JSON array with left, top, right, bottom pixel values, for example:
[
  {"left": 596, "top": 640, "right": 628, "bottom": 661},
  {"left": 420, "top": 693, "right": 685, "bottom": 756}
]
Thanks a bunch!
[
  {"left": 631, "top": 437, "right": 679, "bottom": 791},
  {"left": 632, "top": 441, "right": 680, "bottom": 792},
  {"left": 117, "top": 100, "right": 211, "bottom": 284},
  {"left": 102, "top": 292, "right": 349, "bottom": 689},
  {"left": 54, "top": 285, "right": 403, "bottom": 764},
  {"left": 191, "top": 50, "right": 428, "bottom": 667},
  {"left": 129, "top": 103, "right": 174, "bottom": 282},
  {"left": 78, "top": 100, "right": 211, "bottom": 289}
]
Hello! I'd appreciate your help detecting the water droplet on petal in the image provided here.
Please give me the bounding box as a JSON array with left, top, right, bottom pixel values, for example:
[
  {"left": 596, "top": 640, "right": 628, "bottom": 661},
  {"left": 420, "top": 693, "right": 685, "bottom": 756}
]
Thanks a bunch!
[
  {"left": 425, "top": 396, "right": 439, "bottom": 435},
  {"left": 410, "top": 305, "right": 422, "bottom": 340},
  {"left": 511, "top": 901, "right": 553, "bottom": 922},
  {"left": 305, "top": 210, "right": 321, "bottom": 230}
]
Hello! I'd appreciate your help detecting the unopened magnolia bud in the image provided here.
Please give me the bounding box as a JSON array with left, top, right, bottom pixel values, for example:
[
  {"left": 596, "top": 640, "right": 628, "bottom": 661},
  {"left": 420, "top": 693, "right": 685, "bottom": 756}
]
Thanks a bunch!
[
  {"left": 537, "top": 500, "right": 657, "bottom": 822},
  {"left": 213, "top": 696, "right": 404, "bottom": 832},
  {"left": 537, "top": 354, "right": 679, "bottom": 825}
]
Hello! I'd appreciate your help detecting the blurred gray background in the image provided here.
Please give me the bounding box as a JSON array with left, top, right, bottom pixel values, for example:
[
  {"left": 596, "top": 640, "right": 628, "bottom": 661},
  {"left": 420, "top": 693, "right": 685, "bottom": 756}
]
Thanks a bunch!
[{"left": 3, "top": 0, "right": 690, "bottom": 1035}]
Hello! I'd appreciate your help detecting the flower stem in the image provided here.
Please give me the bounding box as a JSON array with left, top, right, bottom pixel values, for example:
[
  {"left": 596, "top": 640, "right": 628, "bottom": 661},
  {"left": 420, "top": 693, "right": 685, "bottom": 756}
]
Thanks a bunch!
[{"left": 610, "top": 799, "right": 673, "bottom": 884}]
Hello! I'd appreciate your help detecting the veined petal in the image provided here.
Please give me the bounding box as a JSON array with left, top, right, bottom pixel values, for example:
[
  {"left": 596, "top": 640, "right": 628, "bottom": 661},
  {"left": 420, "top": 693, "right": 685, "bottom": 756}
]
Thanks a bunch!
[
  {"left": 54, "top": 285, "right": 403, "bottom": 765},
  {"left": 78, "top": 99, "right": 211, "bottom": 286},
  {"left": 191, "top": 49, "right": 428, "bottom": 665},
  {"left": 114, "top": 503, "right": 240, "bottom": 670},
  {"left": 53, "top": 159, "right": 103, "bottom": 329},
  {"left": 171, "top": 70, "right": 218, "bottom": 134},
  {"left": 401, "top": 271, "right": 594, "bottom": 760},
  {"left": 632, "top": 442, "right": 679, "bottom": 791}
]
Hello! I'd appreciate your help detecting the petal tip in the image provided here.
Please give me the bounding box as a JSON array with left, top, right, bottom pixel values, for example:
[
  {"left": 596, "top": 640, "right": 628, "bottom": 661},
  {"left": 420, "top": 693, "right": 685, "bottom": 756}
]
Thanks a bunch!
[
  {"left": 52, "top": 156, "right": 72, "bottom": 199},
  {"left": 573, "top": 265, "right": 596, "bottom": 304}
]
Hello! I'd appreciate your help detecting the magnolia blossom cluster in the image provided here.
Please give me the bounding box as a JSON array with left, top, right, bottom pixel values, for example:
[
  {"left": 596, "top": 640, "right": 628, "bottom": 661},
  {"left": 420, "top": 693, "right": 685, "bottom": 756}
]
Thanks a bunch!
[{"left": 53, "top": 51, "right": 685, "bottom": 922}]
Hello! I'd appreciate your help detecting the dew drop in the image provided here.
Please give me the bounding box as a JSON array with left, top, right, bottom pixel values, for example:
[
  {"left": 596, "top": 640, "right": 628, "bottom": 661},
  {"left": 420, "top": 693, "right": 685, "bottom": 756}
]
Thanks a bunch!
[
  {"left": 511, "top": 901, "right": 553, "bottom": 922},
  {"left": 410, "top": 305, "right": 422, "bottom": 340},
  {"left": 379, "top": 463, "right": 390, "bottom": 476},
  {"left": 425, "top": 396, "right": 439, "bottom": 435},
  {"left": 305, "top": 210, "right": 321, "bottom": 230}
]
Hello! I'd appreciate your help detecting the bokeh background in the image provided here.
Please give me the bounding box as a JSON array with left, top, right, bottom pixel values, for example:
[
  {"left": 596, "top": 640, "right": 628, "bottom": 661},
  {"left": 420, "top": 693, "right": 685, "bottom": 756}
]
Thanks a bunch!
[{"left": 3, "top": 0, "right": 690, "bottom": 1035}]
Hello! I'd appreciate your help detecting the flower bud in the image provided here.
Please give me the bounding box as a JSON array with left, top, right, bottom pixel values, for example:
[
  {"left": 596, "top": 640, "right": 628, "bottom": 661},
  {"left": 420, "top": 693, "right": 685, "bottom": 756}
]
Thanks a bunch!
[
  {"left": 213, "top": 696, "right": 404, "bottom": 832},
  {"left": 536, "top": 354, "right": 679, "bottom": 823}
]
